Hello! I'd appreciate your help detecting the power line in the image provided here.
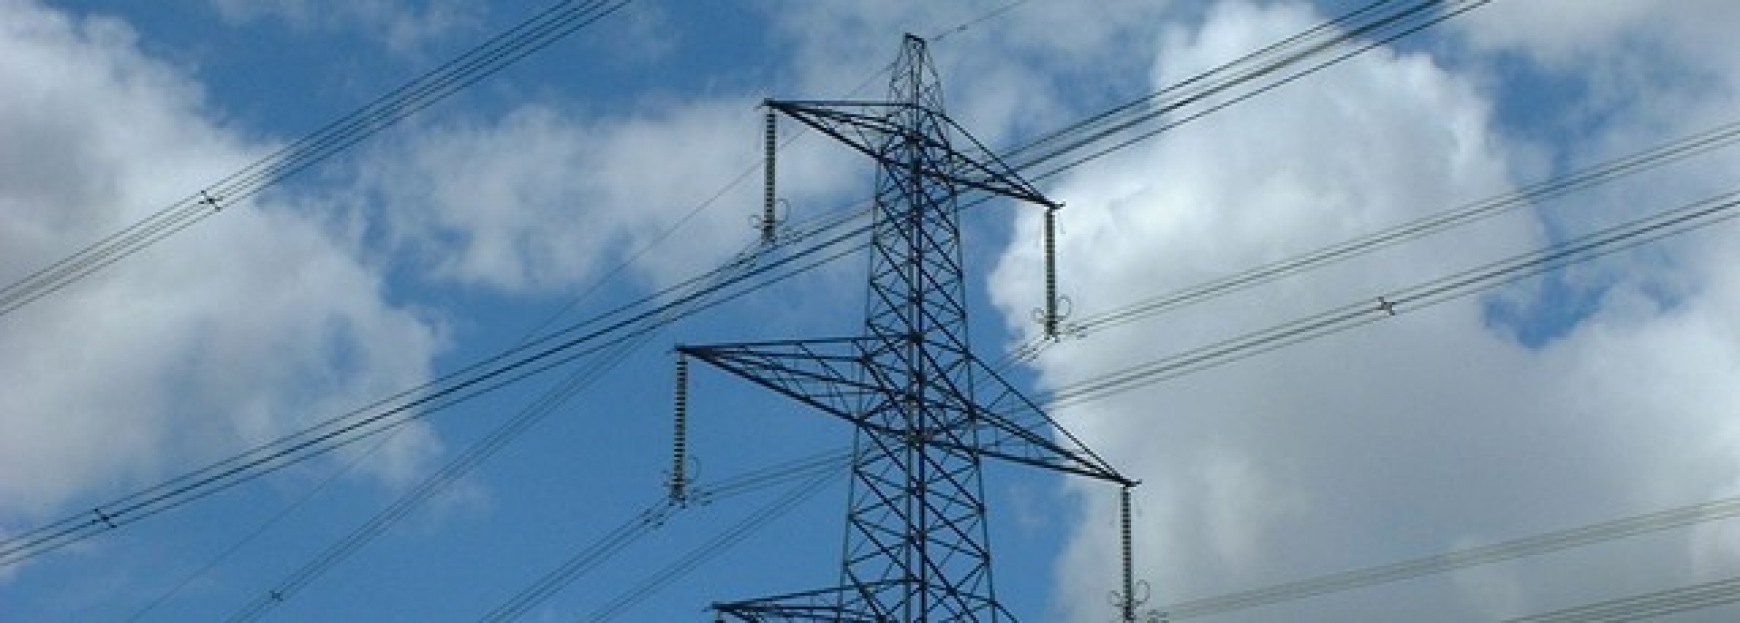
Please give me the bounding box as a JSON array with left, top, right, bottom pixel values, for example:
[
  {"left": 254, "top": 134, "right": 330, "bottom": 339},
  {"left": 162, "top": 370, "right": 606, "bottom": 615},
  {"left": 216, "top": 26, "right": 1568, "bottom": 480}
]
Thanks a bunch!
[
  {"left": 1161, "top": 495, "right": 1740, "bottom": 618},
  {"left": 1004, "top": 116, "right": 1740, "bottom": 361},
  {"left": 1002, "top": 0, "right": 1392, "bottom": 164},
  {"left": 123, "top": 432, "right": 387, "bottom": 622},
  {"left": 1, "top": 0, "right": 1443, "bottom": 323},
  {"left": 131, "top": 149, "right": 855, "bottom": 620},
  {"left": 1010, "top": 0, "right": 1490, "bottom": 182},
  {"left": 0, "top": 0, "right": 636, "bottom": 319},
  {"left": 218, "top": 201, "right": 873, "bottom": 618},
  {"left": 225, "top": 324, "right": 656, "bottom": 623},
  {"left": 586, "top": 467, "right": 840, "bottom": 622},
  {"left": 0, "top": 211, "right": 866, "bottom": 566},
  {"left": 1038, "top": 187, "right": 1740, "bottom": 409},
  {"left": 153, "top": 104, "right": 882, "bottom": 623},
  {"left": 999, "top": 184, "right": 1740, "bottom": 620},
  {"left": 484, "top": 423, "right": 1096, "bottom": 621},
  {"left": 1505, "top": 574, "right": 1740, "bottom": 622},
  {"left": 3, "top": 0, "right": 1002, "bottom": 323},
  {"left": 483, "top": 450, "right": 849, "bottom": 622}
]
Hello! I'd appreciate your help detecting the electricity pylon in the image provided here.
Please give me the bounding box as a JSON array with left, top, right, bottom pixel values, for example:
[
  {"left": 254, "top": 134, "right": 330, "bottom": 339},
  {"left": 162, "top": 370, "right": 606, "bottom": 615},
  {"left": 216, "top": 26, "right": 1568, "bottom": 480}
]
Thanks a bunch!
[{"left": 680, "top": 34, "right": 1132, "bottom": 621}]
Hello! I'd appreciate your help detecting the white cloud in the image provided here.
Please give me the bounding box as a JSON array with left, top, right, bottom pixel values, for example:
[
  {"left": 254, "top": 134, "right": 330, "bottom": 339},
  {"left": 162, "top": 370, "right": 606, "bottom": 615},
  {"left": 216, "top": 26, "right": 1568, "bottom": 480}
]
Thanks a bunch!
[
  {"left": 0, "top": 0, "right": 444, "bottom": 522},
  {"left": 990, "top": 2, "right": 1740, "bottom": 621},
  {"left": 348, "top": 96, "right": 865, "bottom": 295}
]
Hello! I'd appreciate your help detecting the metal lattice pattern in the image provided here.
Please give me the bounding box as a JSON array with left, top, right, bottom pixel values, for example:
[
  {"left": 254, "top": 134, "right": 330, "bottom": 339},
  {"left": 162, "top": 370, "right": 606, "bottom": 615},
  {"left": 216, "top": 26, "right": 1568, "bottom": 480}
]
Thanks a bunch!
[{"left": 684, "top": 35, "right": 1127, "bottom": 622}]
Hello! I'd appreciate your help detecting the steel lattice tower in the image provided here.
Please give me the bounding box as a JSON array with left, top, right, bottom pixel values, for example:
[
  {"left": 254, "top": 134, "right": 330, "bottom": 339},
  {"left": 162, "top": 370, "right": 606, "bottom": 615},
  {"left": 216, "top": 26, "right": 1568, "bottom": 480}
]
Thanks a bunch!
[{"left": 682, "top": 35, "right": 1131, "bottom": 622}]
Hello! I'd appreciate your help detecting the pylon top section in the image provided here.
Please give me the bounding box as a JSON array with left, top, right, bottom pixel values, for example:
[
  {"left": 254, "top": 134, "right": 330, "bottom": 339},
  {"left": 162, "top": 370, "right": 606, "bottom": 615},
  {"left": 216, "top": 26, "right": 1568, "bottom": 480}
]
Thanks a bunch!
[{"left": 766, "top": 36, "right": 1060, "bottom": 211}]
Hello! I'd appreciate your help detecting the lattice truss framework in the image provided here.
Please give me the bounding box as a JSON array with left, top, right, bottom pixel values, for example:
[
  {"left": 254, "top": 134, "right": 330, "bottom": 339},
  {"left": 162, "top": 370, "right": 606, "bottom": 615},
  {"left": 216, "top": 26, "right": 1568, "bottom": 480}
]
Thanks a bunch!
[{"left": 681, "top": 35, "right": 1130, "bottom": 622}]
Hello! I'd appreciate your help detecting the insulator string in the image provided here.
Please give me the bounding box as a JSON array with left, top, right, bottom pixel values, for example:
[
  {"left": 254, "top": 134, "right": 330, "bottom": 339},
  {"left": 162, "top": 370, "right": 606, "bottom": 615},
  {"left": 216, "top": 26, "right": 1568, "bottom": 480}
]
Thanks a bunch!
[
  {"left": 1122, "top": 485, "right": 1137, "bottom": 623},
  {"left": 670, "top": 353, "right": 690, "bottom": 503},
  {"left": 761, "top": 105, "right": 778, "bottom": 244},
  {"left": 1043, "top": 207, "right": 1061, "bottom": 339}
]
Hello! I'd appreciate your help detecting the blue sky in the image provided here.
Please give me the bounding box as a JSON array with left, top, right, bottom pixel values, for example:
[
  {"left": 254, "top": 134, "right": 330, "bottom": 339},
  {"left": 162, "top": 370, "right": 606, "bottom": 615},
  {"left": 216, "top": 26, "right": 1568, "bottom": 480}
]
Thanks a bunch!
[{"left": 5, "top": 1, "right": 1740, "bottom": 621}]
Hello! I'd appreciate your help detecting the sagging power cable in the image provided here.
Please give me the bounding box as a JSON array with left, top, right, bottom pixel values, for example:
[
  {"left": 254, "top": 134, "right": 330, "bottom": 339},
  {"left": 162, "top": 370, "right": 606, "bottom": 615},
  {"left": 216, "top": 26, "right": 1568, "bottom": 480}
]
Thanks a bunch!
[
  {"left": 483, "top": 450, "right": 849, "bottom": 622},
  {"left": 1010, "top": 0, "right": 1491, "bottom": 182},
  {"left": 0, "top": 205, "right": 868, "bottom": 567},
  {"left": 225, "top": 315, "right": 663, "bottom": 623},
  {"left": 0, "top": 0, "right": 636, "bottom": 319},
  {"left": 1161, "top": 494, "right": 1740, "bottom": 618},
  {"left": 583, "top": 468, "right": 840, "bottom": 622},
  {"left": 1003, "top": 116, "right": 1740, "bottom": 364},
  {"left": 1039, "top": 187, "right": 1740, "bottom": 409},
  {"left": 1503, "top": 574, "right": 1740, "bottom": 622}
]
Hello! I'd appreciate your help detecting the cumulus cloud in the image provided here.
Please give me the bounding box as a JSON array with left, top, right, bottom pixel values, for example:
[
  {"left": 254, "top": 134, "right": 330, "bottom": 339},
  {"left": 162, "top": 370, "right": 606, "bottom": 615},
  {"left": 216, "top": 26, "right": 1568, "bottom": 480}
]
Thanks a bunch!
[
  {"left": 989, "top": 2, "right": 1740, "bottom": 621},
  {"left": 0, "top": 0, "right": 443, "bottom": 521},
  {"left": 346, "top": 96, "right": 863, "bottom": 295}
]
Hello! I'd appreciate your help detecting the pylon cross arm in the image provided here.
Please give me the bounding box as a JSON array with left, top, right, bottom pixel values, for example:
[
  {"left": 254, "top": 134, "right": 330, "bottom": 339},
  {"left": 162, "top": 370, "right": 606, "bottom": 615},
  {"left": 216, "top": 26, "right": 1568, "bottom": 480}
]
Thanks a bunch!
[
  {"left": 678, "top": 337, "right": 881, "bottom": 423},
  {"left": 967, "top": 354, "right": 1133, "bottom": 486},
  {"left": 768, "top": 99, "right": 1060, "bottom": 209},
  {"left": 712, "top": 580, "right": 1012, "bottom": 622},
  {"left": 678, "top": 337, "right": 1131, "bottom": 486},
  {"left": 712, "top": 583, "right": 893, "bottom": 622}
]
